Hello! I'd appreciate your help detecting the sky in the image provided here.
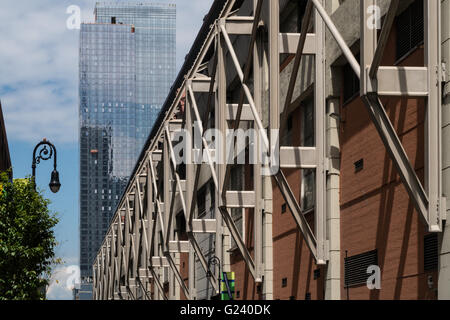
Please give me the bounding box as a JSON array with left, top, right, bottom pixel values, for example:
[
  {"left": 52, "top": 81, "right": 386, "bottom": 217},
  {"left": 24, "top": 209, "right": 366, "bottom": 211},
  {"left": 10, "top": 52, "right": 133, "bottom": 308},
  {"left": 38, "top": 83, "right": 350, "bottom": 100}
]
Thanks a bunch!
[{"left": 0, "top": 0, "right": 213, "bottom": 300}]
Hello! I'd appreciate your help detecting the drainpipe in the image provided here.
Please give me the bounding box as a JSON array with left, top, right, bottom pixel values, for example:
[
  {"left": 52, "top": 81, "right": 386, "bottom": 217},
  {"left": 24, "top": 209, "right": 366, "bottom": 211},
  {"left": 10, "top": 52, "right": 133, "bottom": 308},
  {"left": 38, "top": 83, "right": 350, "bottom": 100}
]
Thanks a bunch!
[{"left": 439, "top": 0, "right": 450, "bottom": 300}]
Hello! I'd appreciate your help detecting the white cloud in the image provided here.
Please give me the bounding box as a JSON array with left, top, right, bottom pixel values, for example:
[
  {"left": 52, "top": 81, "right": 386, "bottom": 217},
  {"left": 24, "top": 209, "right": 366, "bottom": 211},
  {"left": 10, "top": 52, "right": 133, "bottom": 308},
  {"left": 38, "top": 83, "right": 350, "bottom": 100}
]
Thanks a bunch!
[
  {"left": 0, "top": 0, "right": 213, "bottom": 144},
  {"left": 46, "top": 264, "right": 80, "bottom": 300}
]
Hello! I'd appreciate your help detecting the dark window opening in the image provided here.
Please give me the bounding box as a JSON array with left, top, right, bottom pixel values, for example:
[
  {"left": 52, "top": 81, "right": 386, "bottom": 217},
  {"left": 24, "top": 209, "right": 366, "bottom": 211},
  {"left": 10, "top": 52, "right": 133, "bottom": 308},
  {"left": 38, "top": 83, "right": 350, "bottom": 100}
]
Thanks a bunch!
[
  {"left": 282, "top": 278, "right": 288, "bottom": 288},
  {"left": 175, "top": 213, "right": 186, "bottom": 237},
  {"left": 280, "top": 0, "right": 308, "bottom": 33},
  {"left": 343, "top": 54, "right": 361, "bottom": 104},
  {"left": 281, "top": 203, "right": 287, "bottom": 214},
  {"left": 197, "top": 185, "right": 207, "bottom": 217},
  {"left": 297, "top": 0, "right": 308, "bottom": 32},
  {"left": 111, "top": 17, "right": 116, "bottom": 24},
  {"left": 396, "top": 0, "right": 424, "bottom": 61}
]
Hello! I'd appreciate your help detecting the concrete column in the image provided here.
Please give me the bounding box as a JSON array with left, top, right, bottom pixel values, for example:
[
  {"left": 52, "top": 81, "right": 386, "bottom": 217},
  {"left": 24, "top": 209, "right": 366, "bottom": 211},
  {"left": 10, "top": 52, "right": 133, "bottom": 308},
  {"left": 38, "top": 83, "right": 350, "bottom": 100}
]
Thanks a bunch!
[
  {"left": 263, "top": 172, "right": 274, "bottom": 300},
  {"left": 325, "top": 98, "right": 341, "bottom": 300},
  {"left": 439, "top": 0, "right": 450, "bottom": 300}
]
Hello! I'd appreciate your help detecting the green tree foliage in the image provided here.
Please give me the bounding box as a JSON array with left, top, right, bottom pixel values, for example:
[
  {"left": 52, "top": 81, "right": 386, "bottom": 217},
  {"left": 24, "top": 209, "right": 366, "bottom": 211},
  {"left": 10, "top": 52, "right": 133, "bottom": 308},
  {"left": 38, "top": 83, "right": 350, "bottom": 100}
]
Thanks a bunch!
[{"left": 0, "top": 171, "right": 59, "bottom": 300}]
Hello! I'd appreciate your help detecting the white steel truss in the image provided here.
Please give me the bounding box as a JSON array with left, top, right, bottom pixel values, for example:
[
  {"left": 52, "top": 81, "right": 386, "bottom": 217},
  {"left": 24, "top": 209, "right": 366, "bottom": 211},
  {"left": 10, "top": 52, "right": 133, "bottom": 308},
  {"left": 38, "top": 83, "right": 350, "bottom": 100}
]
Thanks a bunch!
[{"left": 93, "top": 0, "right": 445, "bottom": 300}]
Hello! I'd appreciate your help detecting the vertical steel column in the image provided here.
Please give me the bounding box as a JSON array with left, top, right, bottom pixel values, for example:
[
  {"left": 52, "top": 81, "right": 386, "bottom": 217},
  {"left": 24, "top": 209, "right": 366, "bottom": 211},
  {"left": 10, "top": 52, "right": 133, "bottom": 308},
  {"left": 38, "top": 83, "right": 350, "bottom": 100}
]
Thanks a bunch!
[
  {"left": 315, "top": 0, "right": 328, "bottom": 265},
  {"left": 116, "top": 209, "right": 124, "bottom": 299},
  {"left": 215, "top": 26, "right": 230, "bottom": 276},
  {"left": 439, "top": 0, "right": 450, "bottom": 300},
  {"left": 111, "top": 226, "right": 117, "bottom": 299},
  {"left": 147, "top": 186, "right": 156, "bottom": 302},
  {"left": 132, "top": 189, "right": 140, "bottom": 299},
  {"left": 266, "top": 0, "right": 279, "bottom": 299},
  {"left": 253, "top": 0, "right": 264, "bottom": 283},
  {"left": 93, "top": 261, "right": 97, "bottom": 299},
  {"left": 255, "top": 4, "right": 273, "bottom": 296},
  {"left": 360, "top": 0, "right": 377, "bottom": 95},
  {"left": 268, "top": 0, "right": 279, "bottom": 172},
  {"left": 185, "top": 82, "right": 197, "bottom": 300},
  {"left": 162, "top": 132, "right": 175, "bottom": 299},
  {"left": 154, "top": 210, "right": 163, "bottom": 301},
  {"left": 425, "top": 0, "right": 443, "bottom": 232}
]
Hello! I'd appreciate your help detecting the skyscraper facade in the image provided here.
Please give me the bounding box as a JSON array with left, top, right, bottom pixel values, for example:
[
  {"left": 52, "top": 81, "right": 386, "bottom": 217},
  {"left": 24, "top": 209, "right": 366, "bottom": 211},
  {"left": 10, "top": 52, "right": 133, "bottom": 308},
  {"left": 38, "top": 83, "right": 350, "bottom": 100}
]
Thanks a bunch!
[{"left": 79, "top": 2, "right": 176, "bottom": 282}]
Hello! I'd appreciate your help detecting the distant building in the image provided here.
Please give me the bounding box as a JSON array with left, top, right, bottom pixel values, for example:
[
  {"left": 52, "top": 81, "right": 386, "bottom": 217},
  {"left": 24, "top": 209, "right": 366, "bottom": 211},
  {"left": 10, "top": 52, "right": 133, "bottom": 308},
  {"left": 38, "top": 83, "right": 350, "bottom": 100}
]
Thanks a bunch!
[
  {"left": 79, "top": 2, "right": 176, "bottom": 290},
  {"left": 0, "top": 101, "right": 12, "bottom": 178},
  {"left": 72, "top": 282, "right": 93, "bottom": 300},
  {"left": 72, "top": 285, "right": 79, "bottom": 300}
]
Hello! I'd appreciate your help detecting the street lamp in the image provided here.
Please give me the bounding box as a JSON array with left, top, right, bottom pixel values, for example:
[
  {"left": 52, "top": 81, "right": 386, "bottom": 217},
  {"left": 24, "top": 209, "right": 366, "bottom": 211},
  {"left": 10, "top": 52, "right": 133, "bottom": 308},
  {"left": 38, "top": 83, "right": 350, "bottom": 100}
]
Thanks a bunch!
[
  {"left": 206, "top": 255, "right": 221, "bottom": 282},
  {"left": 207, "top": 255, "right": 227, "bottom": 299},
  {"left": 32, "top": 139, "right": 61, "bottom": 193}
]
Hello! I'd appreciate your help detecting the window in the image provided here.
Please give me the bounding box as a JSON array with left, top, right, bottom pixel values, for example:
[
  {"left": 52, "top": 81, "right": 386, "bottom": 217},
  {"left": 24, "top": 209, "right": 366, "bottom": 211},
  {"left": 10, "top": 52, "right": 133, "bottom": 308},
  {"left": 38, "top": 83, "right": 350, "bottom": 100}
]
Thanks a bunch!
[
  {"left": 282, "top": 114, "right": 293, "bottom": 146},
  {"left": 230, "top": 167, "right": 245, "bottom": 249},
  {"left": 300, "top": 99, "right": 314, "bottom": 147},
  {"left": 424, "top": 234, "right": 438, "bottom": 272},
  {"left": 197, "top": 185, "right": 207, "bottom": 217},
  {"left": 176, "top": 213, "right": 187, "bottom": 236},
  {"left": 396, "top": 0, "right": 424, "bottom": 61},
  {"left": 282, "top": 278, "right": 288, "bottom": 288},
  {"left": 301, "top": 169, "right": 315, "bottom": 212},
  {"left": 343, "top": 54, "right": 360, "bottom": 103},
  {"left": 344, "top": 250, "right": 378, "bottom": 287},
  {"left": 300, "top": 98, "right": 315, "bottom": 212},
  {"left": 280, "top": 0, "right": 308, "bottom": 33}
]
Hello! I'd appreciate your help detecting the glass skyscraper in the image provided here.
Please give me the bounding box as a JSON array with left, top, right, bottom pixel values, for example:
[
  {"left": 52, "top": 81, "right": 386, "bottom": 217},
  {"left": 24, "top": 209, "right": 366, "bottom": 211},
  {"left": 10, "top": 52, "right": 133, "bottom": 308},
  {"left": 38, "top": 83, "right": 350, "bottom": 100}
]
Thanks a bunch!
[{"left": 79, "top": 2, "right": 176, "bottom": 282}]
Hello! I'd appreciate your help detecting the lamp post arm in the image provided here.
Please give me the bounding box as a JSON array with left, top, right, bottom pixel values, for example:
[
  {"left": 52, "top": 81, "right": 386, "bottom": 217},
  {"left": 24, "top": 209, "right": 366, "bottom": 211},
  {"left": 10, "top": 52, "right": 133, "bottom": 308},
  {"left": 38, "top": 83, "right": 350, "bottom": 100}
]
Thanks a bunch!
[{"left": 31, "top": 140, "right": 57, "bottom": 190}]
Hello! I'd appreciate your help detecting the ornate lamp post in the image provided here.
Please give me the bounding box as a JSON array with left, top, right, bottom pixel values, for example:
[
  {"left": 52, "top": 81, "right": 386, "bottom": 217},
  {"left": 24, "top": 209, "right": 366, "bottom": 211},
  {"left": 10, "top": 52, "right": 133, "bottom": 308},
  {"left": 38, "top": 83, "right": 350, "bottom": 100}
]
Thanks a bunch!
[
  {"left": 207, "top": 255, "right": 221, "bottom": 282},
  {"left": 207, "top": 255, "right": 226, "bottom": 299},
  {"left": 32, "top": 139, "right": 61, "bottom": 193}
]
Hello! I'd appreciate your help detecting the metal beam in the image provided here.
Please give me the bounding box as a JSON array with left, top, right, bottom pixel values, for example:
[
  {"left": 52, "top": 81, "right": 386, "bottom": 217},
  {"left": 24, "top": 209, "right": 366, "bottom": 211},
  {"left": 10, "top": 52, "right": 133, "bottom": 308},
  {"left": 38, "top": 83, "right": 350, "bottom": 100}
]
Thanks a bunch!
[
  {"left": 375, "top": 67, "right": 429, "bottom": 96},
  {"left": 225, "top": 16, "right": 254, "bottom": 35},
  {"left": 279, "top": 33, "right": 316, "bottom": 55},
  {"left": 362, "top": 93, "right": 429, "bottom": 225},
  {"left": 225, "top": 191, "right": 256, "bottom": 208},
  {"left": 279, "top": 147, "right": 317, "bottom": 169},
  {"left": 369, "top": 0, "right": 400, "bottom": 78},
  {"left": 191, "top": 219, "right": 217, "bottom": 233}
]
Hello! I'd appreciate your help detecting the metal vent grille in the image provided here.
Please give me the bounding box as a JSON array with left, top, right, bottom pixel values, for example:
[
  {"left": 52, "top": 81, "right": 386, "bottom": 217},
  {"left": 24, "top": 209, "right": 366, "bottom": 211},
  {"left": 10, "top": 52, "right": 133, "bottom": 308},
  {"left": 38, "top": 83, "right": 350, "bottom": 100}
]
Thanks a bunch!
[
  {"left": 354, "top": 159, "right": 364, "bottom": 173},
  {"left": 396, "top": 0, "right": 424, "bottom": 61},
  {"left": 424, "top": 234, "right": 438, "bottom": 272},
  {"left": 345, "top": 250, "right": 378, "bottom": 287}
]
